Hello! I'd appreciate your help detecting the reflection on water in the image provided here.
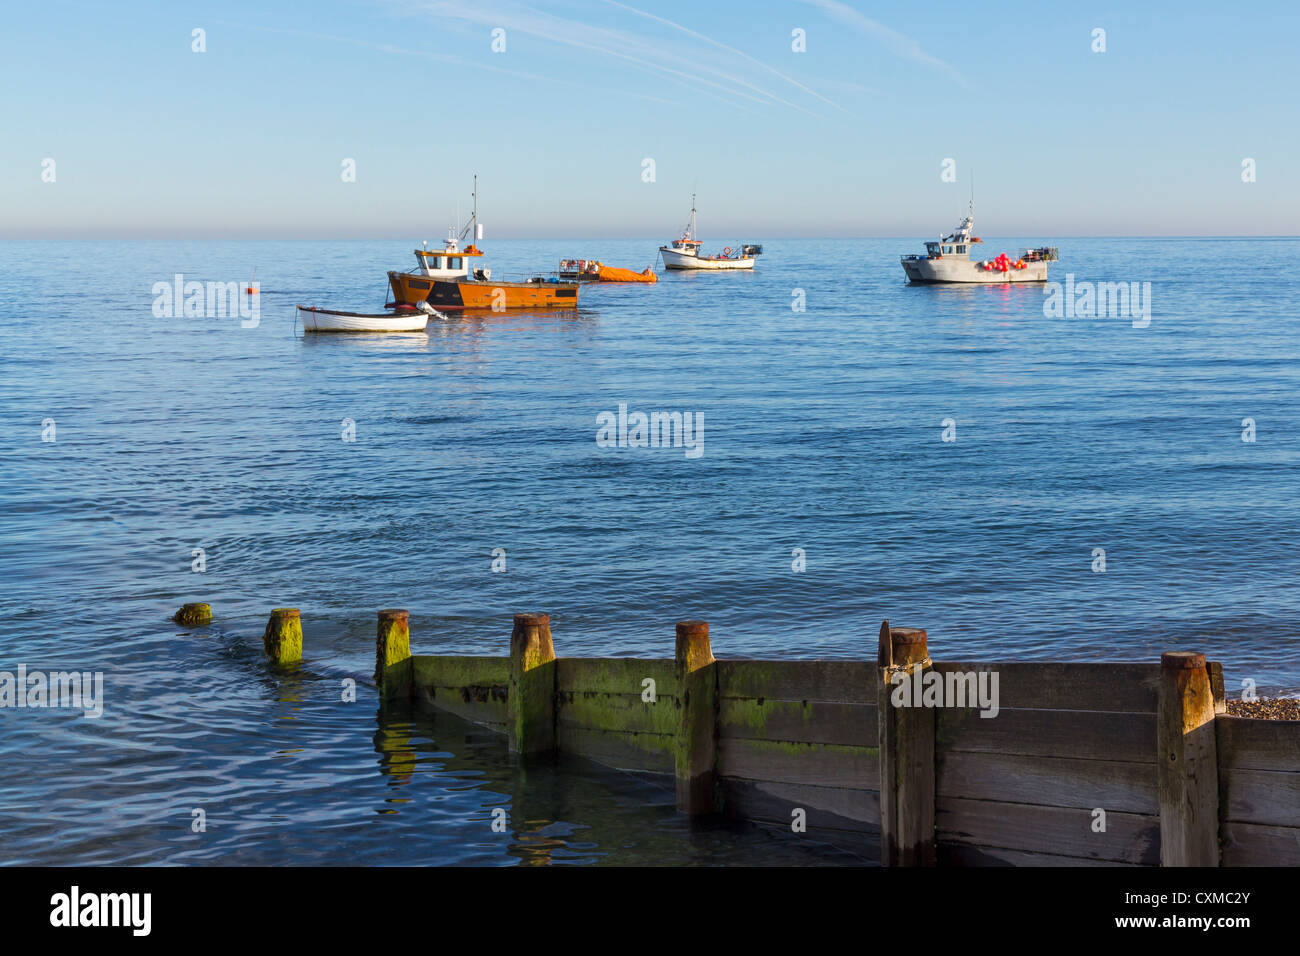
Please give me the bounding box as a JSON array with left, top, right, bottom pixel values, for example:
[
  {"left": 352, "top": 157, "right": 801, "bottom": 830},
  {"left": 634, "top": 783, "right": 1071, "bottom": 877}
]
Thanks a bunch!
[{"left": 371, "top": 699, "right": 869, "bottom": 866}]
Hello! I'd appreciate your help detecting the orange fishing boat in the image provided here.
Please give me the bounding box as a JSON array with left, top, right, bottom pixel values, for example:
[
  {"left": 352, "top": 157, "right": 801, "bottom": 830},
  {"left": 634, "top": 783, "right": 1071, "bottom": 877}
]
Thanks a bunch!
[{"left": 387, "top": 179, "right": 579, "bottom": 311}]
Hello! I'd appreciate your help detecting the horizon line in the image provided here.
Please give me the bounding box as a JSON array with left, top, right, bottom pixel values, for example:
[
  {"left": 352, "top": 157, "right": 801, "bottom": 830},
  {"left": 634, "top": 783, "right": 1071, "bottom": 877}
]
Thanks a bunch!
[{"left": 2, "top": 234, "right": 1297, "bottom": 242}]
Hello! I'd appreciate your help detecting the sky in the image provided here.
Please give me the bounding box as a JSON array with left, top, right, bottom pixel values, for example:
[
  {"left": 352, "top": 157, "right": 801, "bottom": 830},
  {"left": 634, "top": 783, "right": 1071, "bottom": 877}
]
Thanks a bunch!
[{"left": 1, "top": 0, "right": 1297, "bottom": 238}]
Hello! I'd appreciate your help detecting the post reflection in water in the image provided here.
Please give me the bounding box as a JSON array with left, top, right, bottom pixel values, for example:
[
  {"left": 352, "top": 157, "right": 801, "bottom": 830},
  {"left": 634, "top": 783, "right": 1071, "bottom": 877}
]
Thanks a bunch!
[{"left": 369, "top": 700, "right": 871, "bottom": 866}]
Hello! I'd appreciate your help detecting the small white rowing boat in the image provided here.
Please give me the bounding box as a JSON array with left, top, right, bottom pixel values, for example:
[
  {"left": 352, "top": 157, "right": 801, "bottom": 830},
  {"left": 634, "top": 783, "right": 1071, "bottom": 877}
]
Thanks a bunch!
[{"left": 297, "top": 302, "right": 445, "bottom": 333}]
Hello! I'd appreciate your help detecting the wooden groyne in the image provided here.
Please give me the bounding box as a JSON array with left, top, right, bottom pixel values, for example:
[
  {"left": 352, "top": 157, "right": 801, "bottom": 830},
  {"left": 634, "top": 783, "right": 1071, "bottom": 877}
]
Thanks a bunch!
[{"left": 189, "top": 604, "right": 1300, "bottom": 866}]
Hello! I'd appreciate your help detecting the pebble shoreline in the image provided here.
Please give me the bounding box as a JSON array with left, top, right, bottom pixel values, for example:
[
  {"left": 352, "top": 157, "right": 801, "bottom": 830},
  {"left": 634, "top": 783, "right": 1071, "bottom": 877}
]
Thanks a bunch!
[{"left": 1226, "top": 698, "right": 1300, "bottom": 719}]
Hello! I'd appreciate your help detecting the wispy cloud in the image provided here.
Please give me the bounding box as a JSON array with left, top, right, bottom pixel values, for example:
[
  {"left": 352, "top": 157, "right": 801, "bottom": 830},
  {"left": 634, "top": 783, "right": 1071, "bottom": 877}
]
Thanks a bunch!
[
  {"left": 597, "top": 0, "right": 846, "bottom": 112},
  {"left": 795, "top": 0, "right": 966, "bottom": 84},
  {"left": 221, "top": 20, "right": 685, "bottom": 107},
  {"left": 407, "top": 0, "right": 832, "bottom": 116}
]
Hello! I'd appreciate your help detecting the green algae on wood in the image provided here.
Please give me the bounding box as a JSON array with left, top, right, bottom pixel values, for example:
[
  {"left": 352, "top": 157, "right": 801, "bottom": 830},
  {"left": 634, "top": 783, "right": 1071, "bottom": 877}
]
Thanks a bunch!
[
  {"left": 508, "top": 612, "right": 556, "bottom": 756},
  {"left": 718, "top": 697, "right": 877, "bottom": 747},
  {"left": 555, "top": 657, "right": 677, "bottom": 697},
  {"left": 411, "top": 654, "right": 509, "bottom": 691},
  {"left": 262, "top": 607, "right": 303, "bottom": 663},
  {"left": 375, "top": 609, "right": 412, "bottom": 699},
  {"left": 556, "top": 690, "right": 680, "bottom": 736},
  {"left": 173, "top": 603, "right": 212, "bottom": 627}
]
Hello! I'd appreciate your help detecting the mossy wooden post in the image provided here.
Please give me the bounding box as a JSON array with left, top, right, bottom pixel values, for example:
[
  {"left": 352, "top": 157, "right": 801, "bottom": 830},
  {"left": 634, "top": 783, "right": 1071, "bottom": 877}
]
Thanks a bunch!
[
  {"left": 173, "top": 603, "right": 211, "bottom": 626},
  {"left": 674, "top": 620, "right": 718, "bottom": 815},
  {"left": 508, "top": 613, "right": 556, "bottom": 756},
  {"left": 877, "top": 621, "right": 936, "bottom": 866},
  {"left": 1157, "top": 651, "right": 1220, "bottom": 866},
  {"left": 263, "top": 608, "right": 303, "bottom": 663},
  {"left": 375, "top": 609, "right": 412, "bottom": 700}
]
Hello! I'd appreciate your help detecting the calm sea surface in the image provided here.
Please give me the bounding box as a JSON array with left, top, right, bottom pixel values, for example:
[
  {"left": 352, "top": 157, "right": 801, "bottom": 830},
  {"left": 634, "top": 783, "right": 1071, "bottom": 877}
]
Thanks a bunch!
[{"left": 1, "top": 237, "right": 1297, "bottom": 864}]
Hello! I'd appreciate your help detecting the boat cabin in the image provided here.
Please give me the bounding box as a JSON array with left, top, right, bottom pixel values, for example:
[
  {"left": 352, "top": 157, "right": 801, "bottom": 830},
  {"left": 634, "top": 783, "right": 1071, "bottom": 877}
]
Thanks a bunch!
[
  {"left": 667, "top": 238, "right": 702, "bottom": 253},
  {"left": 414, "top": 239, "right": 488, "bottom": 280},
  {"left": 925, "top": 240, "right": 973, "bottom": 260}
]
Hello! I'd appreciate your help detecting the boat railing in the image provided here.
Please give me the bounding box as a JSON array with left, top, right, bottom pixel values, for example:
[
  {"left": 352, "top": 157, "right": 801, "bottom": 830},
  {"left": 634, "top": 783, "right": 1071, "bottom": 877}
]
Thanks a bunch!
[{"left": 484, "top": 270, "right": 573, "bottom": 285}]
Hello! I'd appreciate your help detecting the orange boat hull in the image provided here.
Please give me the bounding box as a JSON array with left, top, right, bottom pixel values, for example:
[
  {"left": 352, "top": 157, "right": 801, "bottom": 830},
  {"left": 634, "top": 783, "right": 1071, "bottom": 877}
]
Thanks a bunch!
[{"left": 388, "top": 272, "right": 579, "bottom": 310}]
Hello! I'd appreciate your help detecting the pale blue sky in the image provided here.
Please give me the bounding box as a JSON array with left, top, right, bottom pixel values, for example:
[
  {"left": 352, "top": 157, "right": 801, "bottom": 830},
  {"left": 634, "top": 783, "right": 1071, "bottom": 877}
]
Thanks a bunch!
[{"left": 2, "top": 0, "right": 1296, "bottom": 238}]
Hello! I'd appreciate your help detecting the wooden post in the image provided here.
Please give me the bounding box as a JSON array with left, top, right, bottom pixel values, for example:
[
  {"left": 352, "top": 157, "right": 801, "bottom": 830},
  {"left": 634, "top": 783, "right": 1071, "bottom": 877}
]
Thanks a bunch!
[
  {"left": 263, "top": 608, "right": 303, "bottom": 663},
  {"left": 674, "top": 620, "right": 718, "bottom": 815},
  {"left": 877, "top": 621, "right": 936, "bottom": 866},
  {"left": 375, "top": 609, "right": 412, "bottom": 700},
  {"left": 508, "top": 613, "right": 556, "bottom": 756},
  {"left": 1157, "top": 651, "right": 1221, "bottom": 866},
  {"left": 173, "top": 603, "right": 212, "bottom": 626},
  {"left": 1207, "top": 660, "right": 1227, "bottom": 716}
]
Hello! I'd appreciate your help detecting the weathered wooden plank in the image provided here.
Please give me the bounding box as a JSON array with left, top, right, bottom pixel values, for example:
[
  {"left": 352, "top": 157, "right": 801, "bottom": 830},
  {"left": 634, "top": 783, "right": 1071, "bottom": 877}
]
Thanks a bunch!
[
  {"left": 717, "top": 659, "right": 874, "bottom": 704},
  {"left": 1221, "top": 768, "right": 1300, "bottom": 828},
  {"left": 556, "top": 691, "right": 679, "bottom": 735},
  {"left": 411, "top": 655, "right": 510, "bottom": 690},
  {"left": 937, "top": 796, "right": 1160, "bottom": 865},
  {"left": 1157, "top": 652, "right": 1220, "bottom": 866},
  {"left": 1220, "top": 821, "right": 1300, "bottom": 867},
  {"left": 554, "top": 725, "right": 675, "bottom": 774},
  {"left": 936, "top": 707, "right": 1155, "bottom": 763},
  {"left": 1216, "top": 716, "right": 1300, "bottom": 772},
  {"left": 718, "top": 736, "right": 879, "bottom": 789},
  {"left": 413, "top": 683, "right": 507, "bottom": 729},
  {"left": 933, "top": 661, "right": 1160, "bottom": 713},
  {"left": 719, "top": 778, "right": 880, "bottom": 833},
  {"left": 719, "top": 698, "right": 876, "bottom": 747},
  {"left": 938, "top": 844, "right": 1138, "bottom": 867},
  {"left": 555, "top": 658, "right": 677, "bottom": 697},
  {"left": 936, "top": 751, "right": 1158, "bottom": 814}
]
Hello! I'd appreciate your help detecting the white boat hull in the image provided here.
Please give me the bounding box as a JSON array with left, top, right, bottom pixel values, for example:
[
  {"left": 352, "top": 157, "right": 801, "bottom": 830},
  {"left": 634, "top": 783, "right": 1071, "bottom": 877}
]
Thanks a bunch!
[
  {"left": 298, "top": 306, "right": 430, "bottom": 332},
  {"left": 659, "top": 247, "right": 755, "bottom": 270},
  {"left": 900, "top": 258, "right": 1049, "bottom": 283}
]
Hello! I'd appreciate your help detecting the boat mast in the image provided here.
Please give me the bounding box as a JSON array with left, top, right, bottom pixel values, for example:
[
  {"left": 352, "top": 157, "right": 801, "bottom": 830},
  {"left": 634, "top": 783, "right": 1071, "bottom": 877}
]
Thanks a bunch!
[{"left": 459, "top": 174, "right": 478, "bottom": 243}]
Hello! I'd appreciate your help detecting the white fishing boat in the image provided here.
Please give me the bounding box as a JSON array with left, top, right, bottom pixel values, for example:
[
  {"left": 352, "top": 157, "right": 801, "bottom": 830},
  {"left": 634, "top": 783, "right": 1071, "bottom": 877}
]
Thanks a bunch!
[
  {"left": 658, "top": 195, "right": 762, "bottom": 271},
  {"left": 297, "top": 302, "right": 443, "bottom": 333},
  {"left": 900, "top": 206, "right": 1058, "bottom": 283}
]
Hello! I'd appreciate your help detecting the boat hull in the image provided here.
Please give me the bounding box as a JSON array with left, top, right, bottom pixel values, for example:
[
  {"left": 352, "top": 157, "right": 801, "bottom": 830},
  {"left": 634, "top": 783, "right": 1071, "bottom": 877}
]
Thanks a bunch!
[
  {"left": 659, "top": 247, "right": 755, "bottom": 271},
  {"left": 901, "top": 258, "right": 1049, "bottom": 283},
  {"left": 298, "top": 306, "right": 429, "bottom": 332},
  {"left": 388, "top": 272, "right": 579, "bottom": 310}
]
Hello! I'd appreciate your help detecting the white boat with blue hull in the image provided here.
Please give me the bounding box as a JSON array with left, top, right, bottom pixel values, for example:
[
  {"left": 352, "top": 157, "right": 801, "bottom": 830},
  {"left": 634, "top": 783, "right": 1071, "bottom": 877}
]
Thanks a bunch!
[{"left": 901, "top": 210, "right": 1057, "bottom": 284}]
